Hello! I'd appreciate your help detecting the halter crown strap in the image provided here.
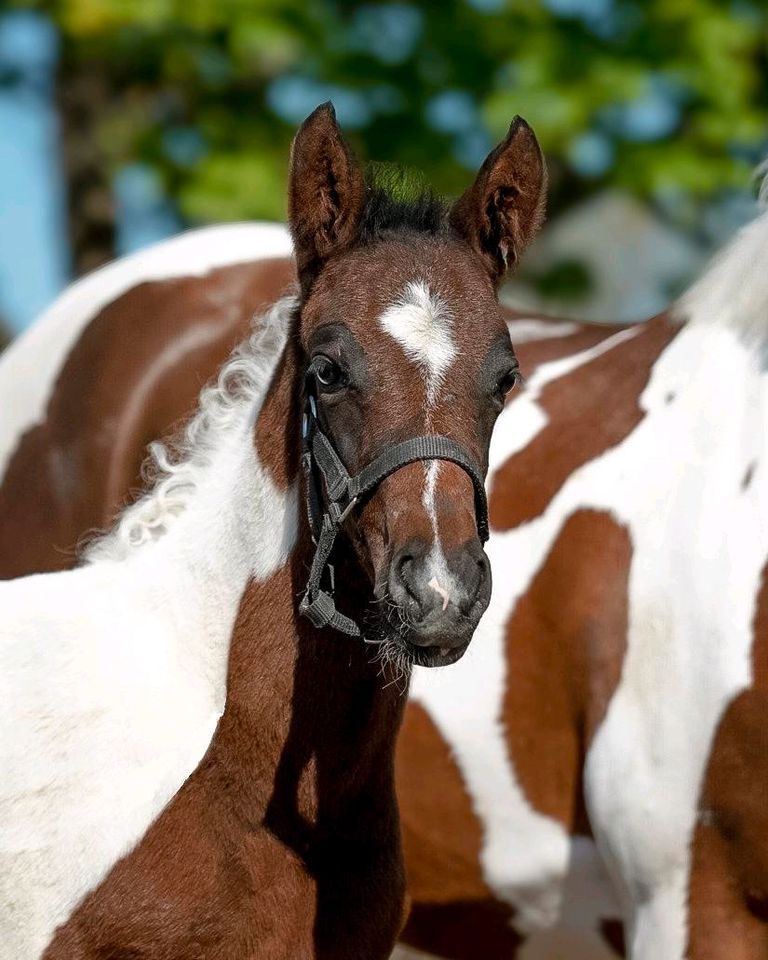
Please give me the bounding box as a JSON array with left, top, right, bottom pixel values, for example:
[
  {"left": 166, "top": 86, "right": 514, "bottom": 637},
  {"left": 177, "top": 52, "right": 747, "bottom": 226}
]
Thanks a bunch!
[{"left": 299, "top": 392, "right": 489, "bottom": 638}]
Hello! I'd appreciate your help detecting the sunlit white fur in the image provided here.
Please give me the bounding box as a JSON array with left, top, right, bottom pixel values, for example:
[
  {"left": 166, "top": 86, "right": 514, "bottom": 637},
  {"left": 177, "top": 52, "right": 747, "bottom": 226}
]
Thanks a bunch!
[
  {"left": 0, "top": 297, "right": 298, "bottom": 959},
  {"left": 0, "top": 222, "right": 292, "bottom": 486},
  {"left": 413, "top": 203, "right": 768, "bottom": 957}
]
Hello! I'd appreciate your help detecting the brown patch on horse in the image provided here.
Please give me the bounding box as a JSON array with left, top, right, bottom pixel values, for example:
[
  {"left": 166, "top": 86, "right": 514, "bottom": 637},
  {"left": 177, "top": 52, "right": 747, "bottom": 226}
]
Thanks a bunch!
[
  {"left": 397, "top": 704, "right": 521, "bottom": 959},
  {"left": 0, "top": 257, "right": 295, "bottom": 579},
  {"left": 687, "top": 562, "right": 768, "bottom": 959},
  {"left": 255, "top": 330, "right": 303, "bottom": 491},
  {"left": 502, "top": 509, "right": 632, "bottom": 832},
  {"left": 398, "top": 703, "right": 490, "bottom": 903},
  {"left": 490, "top": 315, "right": 679, "bottom": 531}
]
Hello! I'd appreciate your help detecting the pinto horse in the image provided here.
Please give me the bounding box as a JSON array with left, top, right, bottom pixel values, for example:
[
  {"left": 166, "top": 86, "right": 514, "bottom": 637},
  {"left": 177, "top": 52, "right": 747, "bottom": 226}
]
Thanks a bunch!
[
  {"left": 0, "top": 104, "right": 547, "bottom": 959},
  {"left": 3, "top": 166, "right": 768, "bottom": 956},
  {"left": 402, "top": 206, "right": 768, "bottom": 958}
]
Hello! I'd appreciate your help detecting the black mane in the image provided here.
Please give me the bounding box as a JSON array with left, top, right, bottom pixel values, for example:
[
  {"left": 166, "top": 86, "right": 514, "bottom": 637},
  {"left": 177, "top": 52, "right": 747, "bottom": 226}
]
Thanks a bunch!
[{"left": 357, "top": 165, "right": 449, "bottom": 245}]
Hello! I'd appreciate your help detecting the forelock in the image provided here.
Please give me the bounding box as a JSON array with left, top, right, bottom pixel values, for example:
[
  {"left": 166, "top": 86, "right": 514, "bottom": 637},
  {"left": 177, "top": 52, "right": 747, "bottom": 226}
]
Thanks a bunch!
[{"left": 357, "top": 165, "right": 448, "bottom": 245}]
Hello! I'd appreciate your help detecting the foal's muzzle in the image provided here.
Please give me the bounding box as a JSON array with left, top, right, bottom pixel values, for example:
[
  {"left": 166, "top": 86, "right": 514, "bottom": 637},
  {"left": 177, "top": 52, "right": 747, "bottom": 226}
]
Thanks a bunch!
[{"left": 389, "top": 537, "right": 492, "bottom": 663}]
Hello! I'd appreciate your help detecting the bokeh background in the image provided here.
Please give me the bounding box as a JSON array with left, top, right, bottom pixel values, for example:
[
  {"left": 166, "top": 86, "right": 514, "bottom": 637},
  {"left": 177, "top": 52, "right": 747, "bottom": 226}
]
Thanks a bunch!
[{"left": 0, "top": 0, "right": 766, "bottom": 347}]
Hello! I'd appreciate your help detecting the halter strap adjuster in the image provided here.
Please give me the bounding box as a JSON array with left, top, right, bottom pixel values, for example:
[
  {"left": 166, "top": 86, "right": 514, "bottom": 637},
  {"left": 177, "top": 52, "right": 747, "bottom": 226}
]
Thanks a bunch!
[{"left": 329, "top": 496, "right": 358, "bottom": 526}]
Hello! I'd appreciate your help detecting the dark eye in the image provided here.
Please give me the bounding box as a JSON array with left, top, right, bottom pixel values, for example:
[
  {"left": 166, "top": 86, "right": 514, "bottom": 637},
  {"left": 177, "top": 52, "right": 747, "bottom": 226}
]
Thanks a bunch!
[
  {"left": 312, "top": 355, "right": 347, "bottom": 392},
  {"left": 496, "top": 366, "right": 521, "bottom": 401}
]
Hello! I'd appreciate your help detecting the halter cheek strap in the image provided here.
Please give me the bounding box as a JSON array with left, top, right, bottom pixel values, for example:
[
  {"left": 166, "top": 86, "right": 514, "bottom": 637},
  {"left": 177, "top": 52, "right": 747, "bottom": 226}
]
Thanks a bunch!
[{"left": 299, "top": 391, "right": 489, "bottom": 638}]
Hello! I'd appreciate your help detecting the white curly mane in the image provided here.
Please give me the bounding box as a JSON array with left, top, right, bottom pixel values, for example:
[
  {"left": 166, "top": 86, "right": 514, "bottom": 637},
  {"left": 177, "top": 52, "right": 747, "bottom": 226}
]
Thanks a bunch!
[{"left": 86, "top": 294, "right": 298, "bottom": 563}]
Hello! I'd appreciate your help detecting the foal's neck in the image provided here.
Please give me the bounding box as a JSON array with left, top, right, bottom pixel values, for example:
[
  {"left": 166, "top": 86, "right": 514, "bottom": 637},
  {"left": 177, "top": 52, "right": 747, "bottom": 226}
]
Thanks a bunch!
[
  {"left": 191, "top": 327, "right": 409, "bottom": 834},
  {"left": 95, "top": 301, "right": 301, "bottom": 714},
  {"left": 126, "top": 308, "right": 407, "bottom": 793}
]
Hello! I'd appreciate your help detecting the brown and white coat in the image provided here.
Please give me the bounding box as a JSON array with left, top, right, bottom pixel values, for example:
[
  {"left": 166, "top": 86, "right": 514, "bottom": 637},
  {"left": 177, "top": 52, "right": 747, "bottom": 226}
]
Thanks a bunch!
[
  {"left": 2, "top": 196, "right": 768, "bottom": 957},
  {"left": 0, "top": 105, "right": 548, "bottom": 959}
]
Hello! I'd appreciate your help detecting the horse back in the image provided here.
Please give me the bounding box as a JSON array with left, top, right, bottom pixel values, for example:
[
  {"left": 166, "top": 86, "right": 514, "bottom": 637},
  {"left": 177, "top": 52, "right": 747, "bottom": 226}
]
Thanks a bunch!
[{"left": 0, "top": 225, "right": 295, "bottom": 579}]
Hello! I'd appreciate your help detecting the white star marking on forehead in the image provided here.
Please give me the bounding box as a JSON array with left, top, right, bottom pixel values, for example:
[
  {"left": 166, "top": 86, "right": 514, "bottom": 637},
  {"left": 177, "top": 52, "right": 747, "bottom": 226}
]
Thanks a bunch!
[{"left": 379, "top": 280, "right": 456, "bottom": 405}]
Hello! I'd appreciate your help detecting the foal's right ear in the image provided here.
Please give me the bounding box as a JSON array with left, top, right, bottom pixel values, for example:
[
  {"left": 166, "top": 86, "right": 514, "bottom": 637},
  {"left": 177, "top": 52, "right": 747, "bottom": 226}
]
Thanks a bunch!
[{"left": 288, "top": 102, "right": 365, "bottom": 294}]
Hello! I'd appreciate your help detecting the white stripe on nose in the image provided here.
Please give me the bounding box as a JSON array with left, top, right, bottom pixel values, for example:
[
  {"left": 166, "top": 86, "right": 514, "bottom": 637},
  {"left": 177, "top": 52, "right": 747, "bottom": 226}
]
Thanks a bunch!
[{"left": 428, "top": 576, "right": 451, "bottom": 611}]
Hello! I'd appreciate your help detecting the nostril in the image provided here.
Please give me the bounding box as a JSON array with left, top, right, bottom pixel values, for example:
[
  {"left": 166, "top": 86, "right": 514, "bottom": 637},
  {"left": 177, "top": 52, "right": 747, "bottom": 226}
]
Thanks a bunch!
[
  {"left": 397, "top": 554, "right": 419, "bottom": 601},
  {"left": 456, "top": 547, "right": 490, "bottom": 614},
  {"left": 393, "top": 552, "right": 420, "bottom": 606}
]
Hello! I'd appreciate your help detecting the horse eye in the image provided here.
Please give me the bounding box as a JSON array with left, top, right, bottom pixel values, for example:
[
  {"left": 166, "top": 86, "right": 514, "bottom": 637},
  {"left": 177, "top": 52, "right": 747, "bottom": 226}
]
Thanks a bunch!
[
  {"left": 313, "top": 356, "right": 346, "bottom": 391},
  {"left": 497, "top": 367, "right": 521, "bottom": 399}
]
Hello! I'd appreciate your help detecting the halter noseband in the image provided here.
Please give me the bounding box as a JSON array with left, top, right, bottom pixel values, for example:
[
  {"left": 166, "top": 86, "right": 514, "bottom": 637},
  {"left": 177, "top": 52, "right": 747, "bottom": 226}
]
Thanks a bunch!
[{"left": 299, "top": 382, "right": 490, "bottom": 638}]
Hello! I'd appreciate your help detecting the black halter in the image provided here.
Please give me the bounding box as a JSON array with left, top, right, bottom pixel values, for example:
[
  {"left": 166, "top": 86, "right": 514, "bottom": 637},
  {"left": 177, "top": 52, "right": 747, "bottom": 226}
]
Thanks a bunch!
[{"left": 299, "top": 382, "right": 490, "bottom": 638}]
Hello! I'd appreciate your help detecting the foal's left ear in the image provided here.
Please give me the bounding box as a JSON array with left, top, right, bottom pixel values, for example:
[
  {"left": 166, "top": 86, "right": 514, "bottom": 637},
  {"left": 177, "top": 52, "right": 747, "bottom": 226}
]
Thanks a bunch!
[
  {"left": 450, "top": 117, "right": 547, "bottom": 286},
  {"left": 288, "top": 101, "right": 366, "bottom": 294}
]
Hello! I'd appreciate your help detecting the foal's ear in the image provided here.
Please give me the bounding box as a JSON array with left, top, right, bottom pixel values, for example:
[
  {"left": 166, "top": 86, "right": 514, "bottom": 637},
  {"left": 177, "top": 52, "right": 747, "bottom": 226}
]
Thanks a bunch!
[
  {"left": 288, "top": 102, "right": 365, "bottom": 293},
  {"left": 450, "top": 117, "right": 547, "bottom": 286}
]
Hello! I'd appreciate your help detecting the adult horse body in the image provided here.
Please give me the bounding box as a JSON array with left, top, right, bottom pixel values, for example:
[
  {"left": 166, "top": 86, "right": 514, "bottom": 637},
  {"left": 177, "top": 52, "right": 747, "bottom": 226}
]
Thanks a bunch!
[
  {"left": 0, "top": 105, "right": 546, "bottom": 958},
  {"left": 396, "top": 207, "right": 768, "bottom": 959},
  {"left": 3, "top": 173, "right": 768, "bottom": 956}
]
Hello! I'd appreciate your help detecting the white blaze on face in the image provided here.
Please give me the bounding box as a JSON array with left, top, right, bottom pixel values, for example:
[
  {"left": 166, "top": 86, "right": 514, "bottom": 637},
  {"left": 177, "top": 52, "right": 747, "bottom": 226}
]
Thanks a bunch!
[
  {"left": 379, "top": 280, "right": 456, "bottom": 407},
  {"left": 380, "top": 281, "right": 459, "bottom": 608}
]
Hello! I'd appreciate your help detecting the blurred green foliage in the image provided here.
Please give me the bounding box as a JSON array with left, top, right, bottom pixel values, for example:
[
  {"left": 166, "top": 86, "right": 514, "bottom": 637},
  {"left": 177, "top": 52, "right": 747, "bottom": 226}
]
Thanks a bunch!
[{"left": 13, "top": 0, "right": 768, "bottom": 225}]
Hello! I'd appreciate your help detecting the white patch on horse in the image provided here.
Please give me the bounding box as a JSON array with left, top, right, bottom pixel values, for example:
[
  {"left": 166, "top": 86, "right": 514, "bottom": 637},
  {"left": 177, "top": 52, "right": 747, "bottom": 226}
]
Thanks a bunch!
[
  {"left": 427, "top": 576, "right": 450, "bottom": 611},
  {"left": 0, "top": 297, "right": 298, "bottom": 959},
  {"left": 582, "top": 322, "right": 767, "bottom": 958},
  {"left": 381, "top": 282, "right": 457, "bottom": 600},
  {"left": 379, "top": 280, "right": 455, "bottom": 407},
  {"left": 0, "top": 221, "right": 293, "bottom": 487},
  {"left": 506, "top": 317, "right": 580, "bottom": 343}
]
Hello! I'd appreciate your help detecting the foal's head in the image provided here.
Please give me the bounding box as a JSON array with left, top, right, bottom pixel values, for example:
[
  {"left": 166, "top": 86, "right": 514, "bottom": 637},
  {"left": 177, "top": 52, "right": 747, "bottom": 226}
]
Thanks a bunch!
[{"left": 289, "top": 103, "right": 545, "bottom": 667}]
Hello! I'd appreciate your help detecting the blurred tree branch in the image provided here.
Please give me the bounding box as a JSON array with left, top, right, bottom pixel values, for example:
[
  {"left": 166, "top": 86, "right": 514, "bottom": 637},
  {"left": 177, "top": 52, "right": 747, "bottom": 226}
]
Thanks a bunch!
[{"left": 56, "top": 49, "right": 116, "bottom": 272}]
